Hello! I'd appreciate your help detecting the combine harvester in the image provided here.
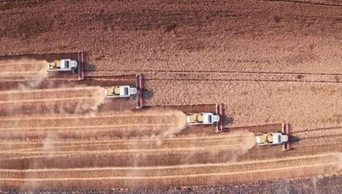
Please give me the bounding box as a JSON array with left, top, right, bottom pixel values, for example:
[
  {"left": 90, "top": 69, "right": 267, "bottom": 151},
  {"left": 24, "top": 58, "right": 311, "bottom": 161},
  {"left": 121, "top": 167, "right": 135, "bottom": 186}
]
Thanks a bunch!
[
  {"left": 186, "top": 104, "right": 224, "bottom": 132},
  {"left": 104, "top": 74, "right": 144, "bottom": 109},
  {"left": 255, "top": 123, "right": 291, "bottom": 151},
  {"left": 47, "top": 52, "right": 85, "bottom": 80}
]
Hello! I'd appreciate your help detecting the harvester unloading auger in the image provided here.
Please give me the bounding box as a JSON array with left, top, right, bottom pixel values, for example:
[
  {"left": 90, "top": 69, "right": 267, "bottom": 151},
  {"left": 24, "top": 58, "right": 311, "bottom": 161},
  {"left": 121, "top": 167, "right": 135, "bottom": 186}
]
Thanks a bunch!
[
  {"left": 104, "top": 74, "right": 144, "bottom": 109},
  {"left": 186, "top": 104, "right": 224, "bottom": 132},
  {"left": 47, "top": 51, "right": 85, "bottom": 80}
]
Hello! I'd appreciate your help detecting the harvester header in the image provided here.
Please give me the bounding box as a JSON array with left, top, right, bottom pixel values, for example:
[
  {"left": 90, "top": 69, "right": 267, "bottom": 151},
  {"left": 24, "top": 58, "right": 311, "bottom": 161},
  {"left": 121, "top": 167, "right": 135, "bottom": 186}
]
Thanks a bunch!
[
  {"left": 136, "top": 73, "right": 144, "bottom": 109},
  {"left": 216, "top": 103, "right": 224, "bottom": 132}
]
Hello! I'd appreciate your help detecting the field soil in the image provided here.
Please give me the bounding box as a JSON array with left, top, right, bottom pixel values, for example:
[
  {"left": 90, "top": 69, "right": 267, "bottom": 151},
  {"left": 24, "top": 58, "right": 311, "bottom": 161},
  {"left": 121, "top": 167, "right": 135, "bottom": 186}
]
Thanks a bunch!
[
  {"left": 0, "top": 0, "right": 341, "bottom": 192},
  {"left": 0, "top": 109, "right": 187, "bottom": 140}
]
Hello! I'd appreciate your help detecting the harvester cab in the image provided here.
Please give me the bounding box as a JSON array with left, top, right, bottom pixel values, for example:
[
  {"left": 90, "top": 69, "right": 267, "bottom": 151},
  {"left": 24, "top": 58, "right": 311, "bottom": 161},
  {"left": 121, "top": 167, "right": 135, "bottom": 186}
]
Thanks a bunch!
[{"left": 60, "top": 59, "right": 78, "bottom": 70}]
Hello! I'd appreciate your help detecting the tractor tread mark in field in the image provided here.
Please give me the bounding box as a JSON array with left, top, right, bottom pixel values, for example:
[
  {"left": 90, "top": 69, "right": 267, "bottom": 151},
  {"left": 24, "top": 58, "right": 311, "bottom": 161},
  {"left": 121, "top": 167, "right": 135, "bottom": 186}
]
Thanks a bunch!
[{"left": 89, "top": 70, "right": 341, "bottom": 84}]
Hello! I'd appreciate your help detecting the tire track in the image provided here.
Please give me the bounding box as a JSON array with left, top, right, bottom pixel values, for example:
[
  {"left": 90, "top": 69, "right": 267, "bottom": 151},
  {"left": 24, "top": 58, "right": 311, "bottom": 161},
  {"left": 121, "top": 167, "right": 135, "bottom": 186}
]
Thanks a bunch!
[
  {"left": 264, "top": 0, "right": 342, "bottom": 7},
  {"left": 293, "top": 126, "right": 342, "bottom": 133},
  {"left": 94, "top": 69, "right": 342, "bottom": 76},
  {"left": 0, "top": 133, "right": 248, "bottom": 150},
  {"left": 90, "top": 70, "right": 342, "bottom": 84},
  {"left": 291, "top": 126, "right": 342, "bottom": 146}
]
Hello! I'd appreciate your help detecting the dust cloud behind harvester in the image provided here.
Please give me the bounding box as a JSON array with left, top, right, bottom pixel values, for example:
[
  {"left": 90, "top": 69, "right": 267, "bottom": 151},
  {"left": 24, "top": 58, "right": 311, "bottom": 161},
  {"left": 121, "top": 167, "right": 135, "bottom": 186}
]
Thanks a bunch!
[{"left": 0, "top": 86, "right": 106, "bottom": 116}]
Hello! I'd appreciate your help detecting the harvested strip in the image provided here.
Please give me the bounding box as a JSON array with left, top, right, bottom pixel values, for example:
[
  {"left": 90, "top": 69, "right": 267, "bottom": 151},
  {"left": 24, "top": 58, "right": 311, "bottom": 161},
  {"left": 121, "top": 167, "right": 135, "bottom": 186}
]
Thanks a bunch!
[
  {"left": 0, "top": 132, "right": 255, "bottom": 154},
  {"left": 0, "top": 109, "right": 187, "bottom": 139},
  {"left": 0, "top": 153, "right": 340, "bottom": 189},
  {"left": 0, "top": 124, "right": 176, "bottom": 132},
  {"left": 0, "top": 153, "right": 337, "bottom": 177},
  {"left": 0, "top": 87, "right": 104, "bottom": 101},
  {"left": 0, "top": 132, "right": 255, "bottom": 168},
  {"left": 0, "top": 86, "right": 105, "bottom": 116},
  {"left": 0, "top": 133, "right": 249, "bottom": 150},
  {"left": 0, "top": 59, "right": 48, "bottom": 80},
  {"left": 0, "top": 113, "right": 181, "bottom": 128},
  {"left": 0, "top": 99, "right": 104, "bottom": 117},
  {"left": 0, "top": 135, "right": 247, "bottom": 152}
]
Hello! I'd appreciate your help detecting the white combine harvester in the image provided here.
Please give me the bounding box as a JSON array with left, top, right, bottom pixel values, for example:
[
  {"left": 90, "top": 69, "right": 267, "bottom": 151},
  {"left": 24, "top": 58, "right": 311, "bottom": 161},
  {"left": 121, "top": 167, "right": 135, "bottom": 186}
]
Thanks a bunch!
[
  {"left": 48, "top": 59, "right": 78, "bottom": 72},
  {"left": 47, "top": 52, "right": 85, "bottom": 80},
  {"left": 103, "top": 74, "right": 144, "bottom": 109},
  {"left": 186, "top": 104, "right": 224, "bottom": 132},
  {"left": 255, "top": 124, "right": 290, "bottom": 151},
  {"left": 104, "top": 85, "right": 137, "bottom": 98},
  {"left": 186, "top": 112, "right": 220, "bottom": 125}
]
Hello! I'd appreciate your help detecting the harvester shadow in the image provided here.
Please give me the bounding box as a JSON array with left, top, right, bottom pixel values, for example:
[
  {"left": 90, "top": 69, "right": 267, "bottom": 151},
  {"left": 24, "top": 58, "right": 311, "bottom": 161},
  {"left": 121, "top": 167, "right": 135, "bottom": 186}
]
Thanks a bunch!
[
  {"left": 143, "top": 90, "right": 153, "bottom": 100},
  {"left": 289, "top": 135, "right": 300, "bottom": 145},
  {"left": 85, "top": 63, "right": 96, "bottom": 71},
  {"left": 224, "top": 116, "right": 234, "bottom": 125},
  {"left": 220, "top": 116, "right": 234, "bottom": 133}
]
